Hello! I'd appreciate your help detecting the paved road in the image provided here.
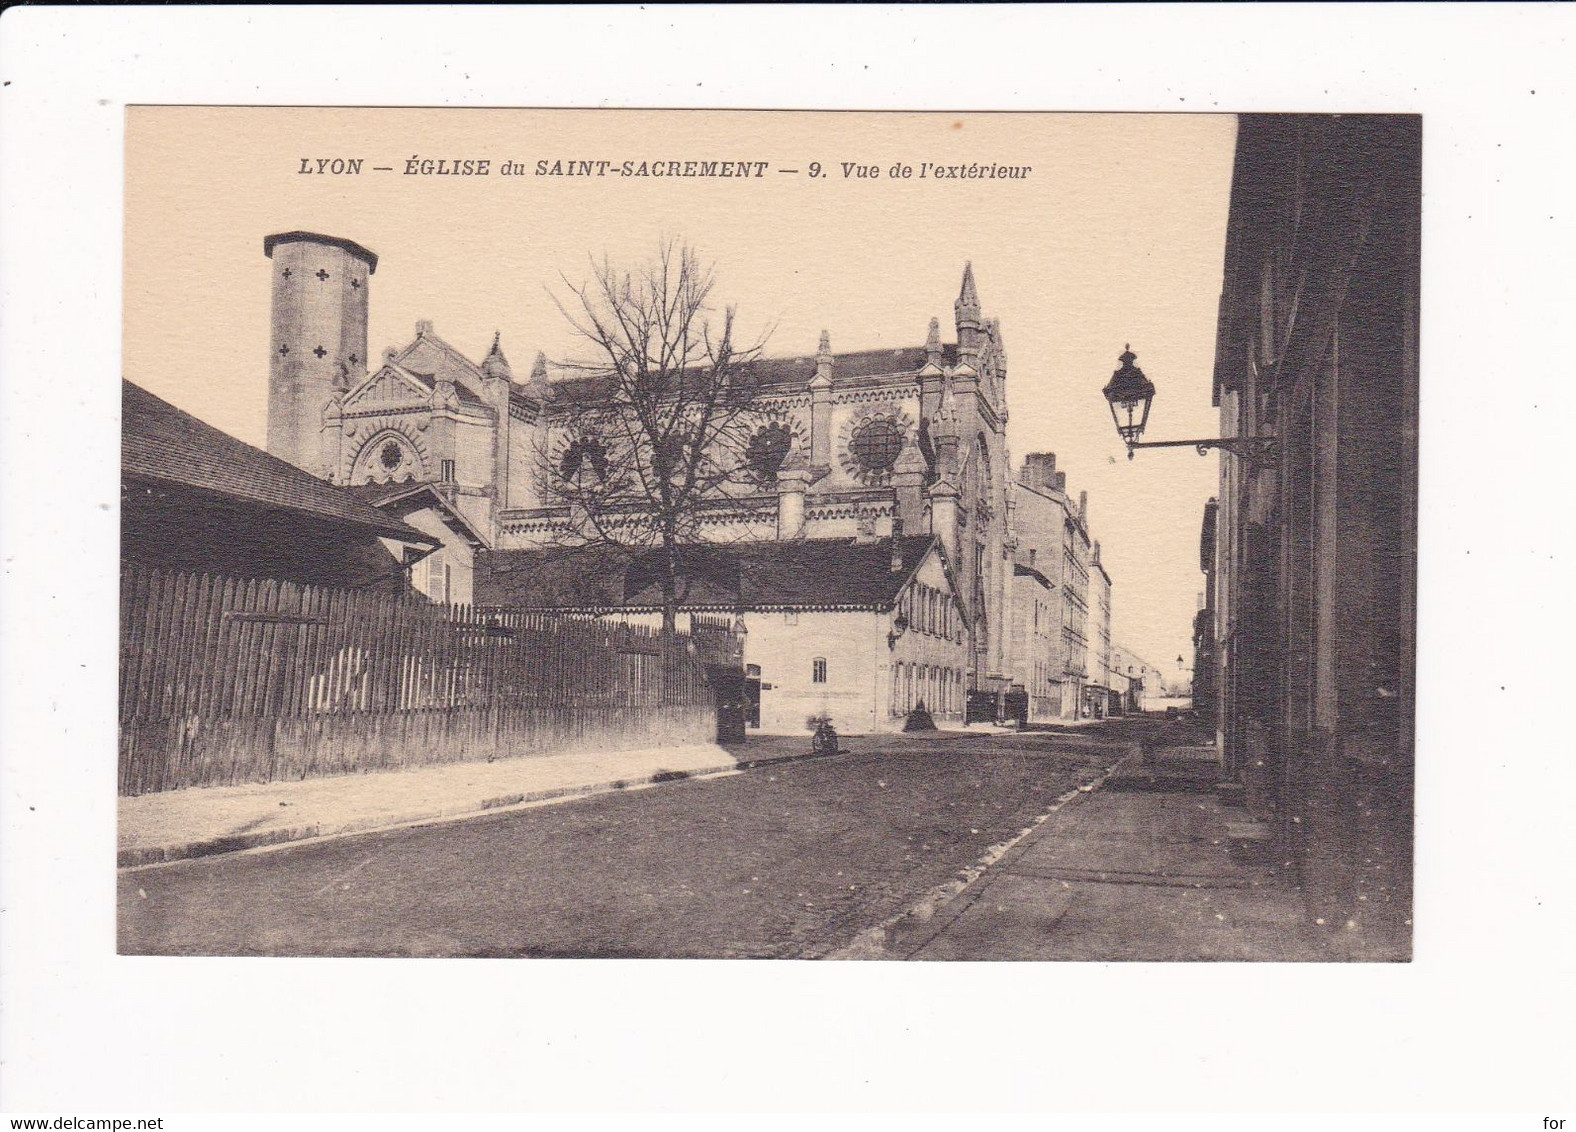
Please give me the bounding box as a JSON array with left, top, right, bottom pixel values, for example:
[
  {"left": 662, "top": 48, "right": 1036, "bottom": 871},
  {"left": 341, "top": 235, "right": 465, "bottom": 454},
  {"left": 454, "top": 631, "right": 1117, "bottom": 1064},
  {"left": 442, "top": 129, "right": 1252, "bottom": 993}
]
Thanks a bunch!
[{"left": 118, "top": 731, "right": 1127, "bottom": 958}]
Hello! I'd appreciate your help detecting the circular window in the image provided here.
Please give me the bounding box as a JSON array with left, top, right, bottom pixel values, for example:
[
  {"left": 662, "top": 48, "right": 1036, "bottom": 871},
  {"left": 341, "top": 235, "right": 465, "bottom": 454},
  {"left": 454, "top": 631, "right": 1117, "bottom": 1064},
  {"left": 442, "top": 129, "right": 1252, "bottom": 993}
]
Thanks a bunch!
[
  {"left": 379, "top": 440, "right": 403, "bottom": 471},
  {"left": 850, "top": 417, "right": 903, "bottom": 475},
  {"left": 746, "top": 422, "right": 793, "bottom": 483}
]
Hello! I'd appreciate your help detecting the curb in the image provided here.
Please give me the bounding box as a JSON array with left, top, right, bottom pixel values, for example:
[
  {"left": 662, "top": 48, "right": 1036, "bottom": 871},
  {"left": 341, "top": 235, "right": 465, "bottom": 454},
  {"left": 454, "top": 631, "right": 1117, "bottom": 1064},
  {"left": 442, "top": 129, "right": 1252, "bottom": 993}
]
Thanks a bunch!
[
  {"left": 830, "top": 745, "right": 1140, "bottom": 960},
  {"left": 117, "top": 744, "right": 835, "bottom": 870}
]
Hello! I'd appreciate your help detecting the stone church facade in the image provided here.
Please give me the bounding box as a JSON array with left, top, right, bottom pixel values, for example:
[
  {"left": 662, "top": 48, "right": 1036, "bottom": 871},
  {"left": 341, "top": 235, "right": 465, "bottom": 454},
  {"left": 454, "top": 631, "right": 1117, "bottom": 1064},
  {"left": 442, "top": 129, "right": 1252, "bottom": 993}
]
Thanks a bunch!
[{"left": 262, "top": 230, "right": 1104, "bottom": 725}]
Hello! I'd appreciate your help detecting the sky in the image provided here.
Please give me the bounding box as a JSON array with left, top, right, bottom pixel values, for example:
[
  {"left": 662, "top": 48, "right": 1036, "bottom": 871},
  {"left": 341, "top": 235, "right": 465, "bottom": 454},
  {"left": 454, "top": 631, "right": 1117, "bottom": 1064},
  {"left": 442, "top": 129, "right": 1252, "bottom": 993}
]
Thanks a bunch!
[{"left": 124, "top": 108, "right": 1236, "bottom": 674}]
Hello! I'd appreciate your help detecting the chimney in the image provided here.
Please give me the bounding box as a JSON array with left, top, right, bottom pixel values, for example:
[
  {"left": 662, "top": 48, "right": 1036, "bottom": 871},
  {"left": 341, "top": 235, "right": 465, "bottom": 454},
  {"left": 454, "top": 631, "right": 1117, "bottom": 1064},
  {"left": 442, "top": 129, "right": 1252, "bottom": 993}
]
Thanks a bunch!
[
  {"left": 1054, "top": 471, "right": 1067, "bottom": 493},
  {"left": 890, "top": 517, "right": 906, "bottom": 572},
  {"left": 1079, "top": 491, "right": 1088, "bottom": 523},
  {"left": 416, "top": 319, "right": 434, "bottom": 338},
  {"left": 1023, "top": 452, "right": 1057, "bottom": 490}
]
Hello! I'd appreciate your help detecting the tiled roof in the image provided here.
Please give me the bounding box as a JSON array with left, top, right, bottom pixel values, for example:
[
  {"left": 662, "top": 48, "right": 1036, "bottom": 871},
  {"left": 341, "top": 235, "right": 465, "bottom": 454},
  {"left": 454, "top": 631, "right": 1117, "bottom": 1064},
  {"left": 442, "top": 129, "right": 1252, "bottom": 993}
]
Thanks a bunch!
[
  {"left": 121, "top": 381, "right": 436, "bottom": 545},
  {"left": 539, "top": 342, "right": 957, "bottom": 406},
  {"left": 475, "top": 534, "right": 943, "bottom": 612}
]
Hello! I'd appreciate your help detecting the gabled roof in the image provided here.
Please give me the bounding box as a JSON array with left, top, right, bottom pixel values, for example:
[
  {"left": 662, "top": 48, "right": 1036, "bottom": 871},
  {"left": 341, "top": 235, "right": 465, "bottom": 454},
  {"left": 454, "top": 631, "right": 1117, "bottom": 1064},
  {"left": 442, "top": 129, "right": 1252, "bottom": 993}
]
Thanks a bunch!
[
  {"left": 475, "top": 534, "right": 949, "bottom": 613},
  {"left": 393, "top": 329, "right": 488, "bottom": 388},
  {"left": 343, "top": 361, "right": 433, "bottom": 409},
  {"left": 121, "top": 381, "right": 436, "bottom": 546},
  {"left": 345, "top": 359, "right": 494, "bottom": 414},
  {"left": 347, "top": 479, "right": 491, "bottom": 549}
]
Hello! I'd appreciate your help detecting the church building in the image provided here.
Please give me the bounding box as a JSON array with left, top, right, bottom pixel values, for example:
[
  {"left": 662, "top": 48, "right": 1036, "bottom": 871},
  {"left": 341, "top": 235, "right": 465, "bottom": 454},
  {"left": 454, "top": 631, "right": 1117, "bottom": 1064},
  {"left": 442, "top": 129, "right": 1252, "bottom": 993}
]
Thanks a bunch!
[{"left": 261, "top": 230, "right": 1105, "bottom": 732}]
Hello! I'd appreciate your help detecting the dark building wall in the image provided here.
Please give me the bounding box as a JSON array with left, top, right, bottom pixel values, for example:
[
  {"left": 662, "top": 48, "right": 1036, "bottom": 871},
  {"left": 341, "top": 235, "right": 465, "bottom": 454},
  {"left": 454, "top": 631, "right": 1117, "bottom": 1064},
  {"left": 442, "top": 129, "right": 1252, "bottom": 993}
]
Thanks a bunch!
[{"left": 1212, "top": 115, "right": 1419, "bottom": 958}]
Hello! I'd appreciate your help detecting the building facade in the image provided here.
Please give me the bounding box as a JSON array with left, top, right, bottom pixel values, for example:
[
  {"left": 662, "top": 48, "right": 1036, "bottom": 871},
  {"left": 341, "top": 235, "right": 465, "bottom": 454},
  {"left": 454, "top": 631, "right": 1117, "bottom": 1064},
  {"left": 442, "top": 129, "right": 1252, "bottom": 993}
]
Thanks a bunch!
[
  {"left": 1209, "top": 114, "right": 1419, "bottom": 957},
  {"left": 1087, "top": 542, "right": 1115, "bottom": 718},
  {"left": 1109, "top": 642, "right": 1163, "bottom": 714},
  {"left": 1192, "top": 498, "right": 1219, "bottom": 719},
  {"left": 1007, "top": 453, "right": 1102, "bottom": 721}
]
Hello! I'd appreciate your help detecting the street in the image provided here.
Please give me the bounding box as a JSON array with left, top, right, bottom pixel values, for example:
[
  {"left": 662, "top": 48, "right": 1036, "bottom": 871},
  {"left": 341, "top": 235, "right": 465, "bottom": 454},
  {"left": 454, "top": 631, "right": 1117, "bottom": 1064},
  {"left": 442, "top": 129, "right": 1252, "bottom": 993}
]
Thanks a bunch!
[{"left": 118, "top": 730, "right": 1125, "bottom": 958}]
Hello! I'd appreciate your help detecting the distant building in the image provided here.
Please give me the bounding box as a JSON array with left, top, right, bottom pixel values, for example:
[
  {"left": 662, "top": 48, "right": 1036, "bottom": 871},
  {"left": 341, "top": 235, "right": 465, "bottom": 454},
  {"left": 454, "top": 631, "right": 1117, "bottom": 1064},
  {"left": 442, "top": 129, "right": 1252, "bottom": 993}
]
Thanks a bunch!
[
  {"left": 1008, "top": 455, "right": 1101, "bottom": 722},
  {"left": 1087, "top": 541, "right": 1115, "bottom": 718},
  {"left": 121, "top": 380, "right": 436, "bottom": 589},
  {"left": 1109, "top": 642, "right": 1163, "bottom": 714}
]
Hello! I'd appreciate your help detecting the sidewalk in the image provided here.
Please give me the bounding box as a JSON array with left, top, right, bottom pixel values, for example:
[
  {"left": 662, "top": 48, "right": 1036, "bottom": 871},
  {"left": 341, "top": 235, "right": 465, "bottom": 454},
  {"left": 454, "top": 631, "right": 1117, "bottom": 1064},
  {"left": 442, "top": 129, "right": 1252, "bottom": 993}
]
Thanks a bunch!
[
  {"left": 855, "top": 744, "right": 1335, "bottom": 961},
  {"left": 119, "top": 743, "right": 762, "bottom": 868},
  {"left": 118, "top": 728, "right": 1092, "bottom": 869}
]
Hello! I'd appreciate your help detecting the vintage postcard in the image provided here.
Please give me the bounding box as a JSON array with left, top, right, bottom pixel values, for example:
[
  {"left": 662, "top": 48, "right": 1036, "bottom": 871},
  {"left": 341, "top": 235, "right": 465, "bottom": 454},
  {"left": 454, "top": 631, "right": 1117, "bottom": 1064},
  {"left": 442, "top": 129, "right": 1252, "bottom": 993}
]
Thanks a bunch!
[
  {"left": 6, "top": 3, "right": 1575, "bottom": 1124},
  {"left": 117, "top": 107, "right": 1417, "bottom": 963}
]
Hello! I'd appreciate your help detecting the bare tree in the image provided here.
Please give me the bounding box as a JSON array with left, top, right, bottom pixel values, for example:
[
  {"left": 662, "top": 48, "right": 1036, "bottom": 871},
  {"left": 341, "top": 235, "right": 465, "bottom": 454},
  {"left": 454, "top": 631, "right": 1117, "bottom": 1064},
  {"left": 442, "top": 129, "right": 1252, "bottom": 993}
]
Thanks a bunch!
[{"left": 538, "top": 240, "right": 774, "bottom": 634}]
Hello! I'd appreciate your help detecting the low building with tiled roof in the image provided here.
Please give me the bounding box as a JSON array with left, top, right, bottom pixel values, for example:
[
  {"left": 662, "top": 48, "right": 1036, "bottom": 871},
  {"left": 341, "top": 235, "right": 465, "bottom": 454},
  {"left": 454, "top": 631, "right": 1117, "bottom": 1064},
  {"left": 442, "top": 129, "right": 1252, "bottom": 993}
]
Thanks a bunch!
[
  {"left": 475, "top": 530, "right": 969, "bottom": 734},
  {"left": 122, "top": 380, "right": 436, "bottom": 589}
]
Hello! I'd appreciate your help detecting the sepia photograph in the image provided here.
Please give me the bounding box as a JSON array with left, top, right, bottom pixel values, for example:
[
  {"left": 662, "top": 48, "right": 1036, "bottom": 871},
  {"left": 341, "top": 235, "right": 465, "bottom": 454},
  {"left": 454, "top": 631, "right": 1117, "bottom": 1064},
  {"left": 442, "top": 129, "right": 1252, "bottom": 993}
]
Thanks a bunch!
[{"left": 116, "top": 107, "right": 1417, "bottom": 962}]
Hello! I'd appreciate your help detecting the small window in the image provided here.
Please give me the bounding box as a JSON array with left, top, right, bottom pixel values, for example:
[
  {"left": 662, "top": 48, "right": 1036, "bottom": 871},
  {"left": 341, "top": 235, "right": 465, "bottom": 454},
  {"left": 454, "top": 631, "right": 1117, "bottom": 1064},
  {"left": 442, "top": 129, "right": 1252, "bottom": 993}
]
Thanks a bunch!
[
  {"left": 440, "top": 458, "right": 456, "bottom": 482},
  {"left": 812, "top": 657, "right": 828, "bottom": 684}
]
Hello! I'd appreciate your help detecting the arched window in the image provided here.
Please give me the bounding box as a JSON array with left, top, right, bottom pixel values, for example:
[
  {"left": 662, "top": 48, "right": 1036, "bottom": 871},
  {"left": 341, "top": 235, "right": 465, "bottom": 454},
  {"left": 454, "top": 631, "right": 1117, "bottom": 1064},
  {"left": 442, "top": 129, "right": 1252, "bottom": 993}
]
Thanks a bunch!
[
  {"left": 559, "top": 435, "right": 609, "bottom": 482},
  {"left": 812, "top": 657, "right": 828, "bottom": 684}
]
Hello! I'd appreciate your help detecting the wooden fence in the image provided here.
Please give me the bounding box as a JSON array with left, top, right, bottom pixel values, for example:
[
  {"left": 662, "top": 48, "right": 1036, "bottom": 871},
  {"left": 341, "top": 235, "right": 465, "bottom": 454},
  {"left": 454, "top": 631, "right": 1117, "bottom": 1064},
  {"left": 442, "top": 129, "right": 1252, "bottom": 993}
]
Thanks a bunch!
[{"left": 119, "top": 566, "right": 718, "bottom": 795}]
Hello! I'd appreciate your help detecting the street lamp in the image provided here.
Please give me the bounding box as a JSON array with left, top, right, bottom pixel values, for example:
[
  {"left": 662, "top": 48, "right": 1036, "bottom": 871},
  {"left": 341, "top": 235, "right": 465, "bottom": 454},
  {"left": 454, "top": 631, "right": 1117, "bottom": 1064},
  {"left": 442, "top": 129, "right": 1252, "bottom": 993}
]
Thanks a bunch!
[
  {"left": 1101, "top": 346, "right": 1277, "bottom": 463},
  {"left": 1102, "top": 346, "right": 1155, "bottom": 447}
]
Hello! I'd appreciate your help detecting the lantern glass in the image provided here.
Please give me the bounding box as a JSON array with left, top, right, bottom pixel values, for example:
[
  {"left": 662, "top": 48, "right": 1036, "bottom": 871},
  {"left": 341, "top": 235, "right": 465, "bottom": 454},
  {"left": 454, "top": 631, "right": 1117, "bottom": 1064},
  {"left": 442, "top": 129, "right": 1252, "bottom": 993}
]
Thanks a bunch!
[{"left": 1102, "top": 347, "right": 1157, "bottom": 446}]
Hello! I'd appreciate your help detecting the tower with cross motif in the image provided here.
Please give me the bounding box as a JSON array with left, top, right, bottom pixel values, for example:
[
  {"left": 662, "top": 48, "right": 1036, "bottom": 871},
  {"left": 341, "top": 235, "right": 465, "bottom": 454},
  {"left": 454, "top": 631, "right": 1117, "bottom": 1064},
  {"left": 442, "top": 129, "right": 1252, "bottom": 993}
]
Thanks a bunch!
[{"left": 264, "top": 231, "right": 378, "bottom": 474}]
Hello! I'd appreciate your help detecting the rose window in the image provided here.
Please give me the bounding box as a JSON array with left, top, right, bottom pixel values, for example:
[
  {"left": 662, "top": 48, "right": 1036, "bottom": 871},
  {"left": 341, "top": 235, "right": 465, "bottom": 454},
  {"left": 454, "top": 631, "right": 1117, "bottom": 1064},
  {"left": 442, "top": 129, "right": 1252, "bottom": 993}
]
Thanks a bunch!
[
  {"left": 746, "top": 422, "right": 793, "bottom": 484},
  {"left": 850, "top": 417, "right": 903, "bottom": 476},
  {"left": 379, "top": 441, "right": 403, "bottom": 471}
]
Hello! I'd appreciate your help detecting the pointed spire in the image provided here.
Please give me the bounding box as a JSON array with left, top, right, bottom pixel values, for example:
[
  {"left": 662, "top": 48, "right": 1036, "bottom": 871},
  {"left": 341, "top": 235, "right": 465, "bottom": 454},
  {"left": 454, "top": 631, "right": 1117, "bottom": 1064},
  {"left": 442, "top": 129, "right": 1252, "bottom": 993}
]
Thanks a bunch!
[
  {"left": 482, "top": 330, "right": 512, "bottom": 381},
  {"left": 955, "top": 261, "right": 980, "bottom": 321},
  {"left": 925, "top": 317, "right": 942, "bottom": 364},
  {"left": 810, "top": 329, "right": 834, "bottom": 392}
]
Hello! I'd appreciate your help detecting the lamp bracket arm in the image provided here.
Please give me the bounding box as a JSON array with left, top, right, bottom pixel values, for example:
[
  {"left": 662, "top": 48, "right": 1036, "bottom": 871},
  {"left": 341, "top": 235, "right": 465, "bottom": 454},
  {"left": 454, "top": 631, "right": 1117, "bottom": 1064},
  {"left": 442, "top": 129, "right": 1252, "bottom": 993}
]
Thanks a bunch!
[{"left": 1125, "top": 434, "right": 1279, "bottom": 464}]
